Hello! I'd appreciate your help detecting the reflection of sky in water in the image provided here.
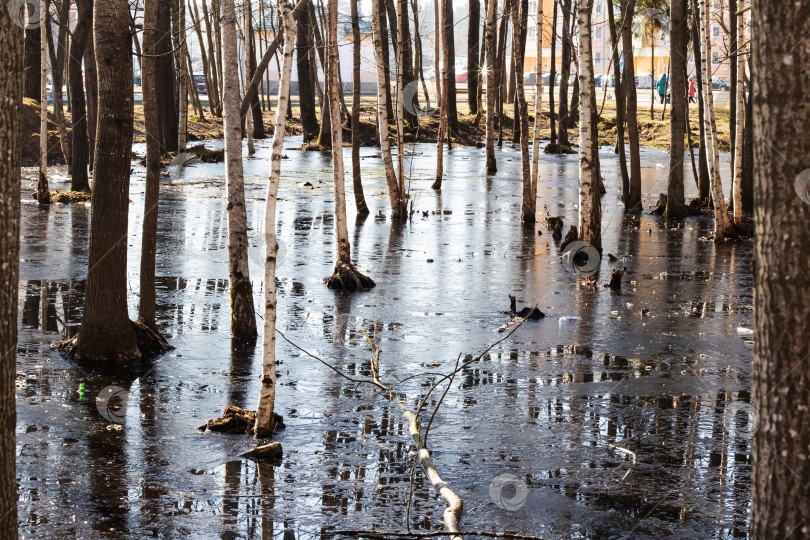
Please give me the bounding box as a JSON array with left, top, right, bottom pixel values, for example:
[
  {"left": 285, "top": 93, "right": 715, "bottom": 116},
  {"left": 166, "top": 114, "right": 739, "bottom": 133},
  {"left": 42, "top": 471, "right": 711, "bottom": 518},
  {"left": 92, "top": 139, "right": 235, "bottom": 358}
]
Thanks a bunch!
[{"left": 16, "top": 137, "right": 752, "bottom": 538}]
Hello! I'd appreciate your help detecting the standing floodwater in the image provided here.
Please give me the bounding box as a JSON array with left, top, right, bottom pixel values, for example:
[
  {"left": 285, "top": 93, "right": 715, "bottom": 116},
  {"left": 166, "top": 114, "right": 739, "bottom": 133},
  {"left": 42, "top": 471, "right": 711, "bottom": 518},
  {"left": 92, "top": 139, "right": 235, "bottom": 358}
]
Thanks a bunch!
[{"left": 15, "top": 138, "right": 753, "bottom": 538}]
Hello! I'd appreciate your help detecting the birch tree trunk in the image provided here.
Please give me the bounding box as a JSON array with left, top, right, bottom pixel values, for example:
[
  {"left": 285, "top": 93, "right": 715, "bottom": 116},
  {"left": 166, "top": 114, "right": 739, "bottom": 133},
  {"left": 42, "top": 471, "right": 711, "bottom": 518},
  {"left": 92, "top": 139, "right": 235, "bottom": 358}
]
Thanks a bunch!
[
  {"left": 37, "top": 0, "right": 50, "bottom": 204},
  {"left": 178, "top": 0, "right": 189, "bottom": 153},
  {"left": 731, "top": 1, "right": 745, "bottom": 228},
  {"left": 484, "top": 0, "right": 498, "bottom": 174},
  {"left": 700, "top": 0, "right": 732, "bottom": 238},
  {"left": 395, "top": 0, "right": 407, "bottom": 185},
  {"left": 254, "top": 0, "right": 295, "bottom": 439},
  {"left": 514, "top": 0, "right": 531, "bottom": 222},
  {"left": 325, "top": 0, "right": 375, "bottom": 291},
  {"left": 750, "top": 0, "right": 810, "bottom": 535},
  {"left": 371, "top": 0, "right": 406, "bottom": 219},
  {"left": 350, "top": 0, "right": 369, "bottom": 216},
  {"left": 432, "top": 0, "right": 449, "bottom": 189},
  {"left": 0, "top": 9, "right": 22, "bottom": 534},
  {"left": 577, "top": 0, "right": 601, "bottom": 251},
  {"left": 607, "top": 0, "right": 628, "bottom": 201},
  {"left": 529, "top": 0, "right": 542, "bottom": 211},
  {"left": 222, "top": 0, "right": 258, "bottom": 337}
]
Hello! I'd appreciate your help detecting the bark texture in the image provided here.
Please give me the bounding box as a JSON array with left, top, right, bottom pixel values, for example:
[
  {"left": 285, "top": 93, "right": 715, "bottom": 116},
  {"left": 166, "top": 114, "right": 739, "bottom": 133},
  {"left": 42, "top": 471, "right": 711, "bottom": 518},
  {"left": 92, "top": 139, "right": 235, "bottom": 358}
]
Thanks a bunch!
[
  {"left": 69, "top": 0, "right": 92, "bottom": 191},
  {"left": 0, "top": 10, "right": 22, "bottom": 536},
  {"left": 222, "top": 0, "right": 258, "bottom": 337},
  {"left": 619, "top": 0, "right": 641, "bottom": 210},
  {"left": 484, "top": 0, "right": 498, "bottom": 174},
  {"left": 74, "top": 0, "right": 140, "bottom": 361},
  {"left": 577, "top": 0, "right": 601, "bottom": 251},
  {"left": 750, "top": 1, "right": 810, "bottom": 537},
  {"left": 666, "top": 0, "right": 688, "bottom": 219}
]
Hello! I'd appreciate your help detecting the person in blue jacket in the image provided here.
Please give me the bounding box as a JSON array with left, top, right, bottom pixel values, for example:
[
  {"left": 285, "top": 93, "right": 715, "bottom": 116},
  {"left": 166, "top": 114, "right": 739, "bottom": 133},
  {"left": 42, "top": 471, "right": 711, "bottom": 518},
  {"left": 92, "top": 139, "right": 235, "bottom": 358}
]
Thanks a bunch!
[{"left": 657, "top": 73, "right": 668, "bottom": 104}]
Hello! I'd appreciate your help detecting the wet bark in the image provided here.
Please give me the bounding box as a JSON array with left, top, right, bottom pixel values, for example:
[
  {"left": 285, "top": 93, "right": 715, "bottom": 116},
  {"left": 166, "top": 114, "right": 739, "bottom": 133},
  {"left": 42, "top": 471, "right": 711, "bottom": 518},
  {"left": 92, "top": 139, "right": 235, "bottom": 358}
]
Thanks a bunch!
[
  {"left": 296, "top": 7, "right": 319, "bottom": 142},
  {"left": 69, "top": 0, "right": 92, "bottom": 192},
  {"left": 0, "top": 10, "right": 22, "bottom": 535},
  {"left": 255, "top": 0, "right": 296, "bottom": 439},
  {"left": 750, "top": 0, "right": 810, "bottom": 536},
  {"left": 73, "top": 0, "right": 140, "bottom": 361},
  {"left": 577, "top": 0, "right": 601, "bottom": 251},
  {"left": 619, "top": 0, "right": 641, "bottom": 210},
  {"left": 350, "top": 0, "right": 369, "bottom": 216},
  {"left": 484, "top": 0, "right": 498, "bottom": 174},
  {"left": 222, "top": 0, "right": 258, "bottom": 337},
  {"left": 468, "top": 0, "right": 481, "bottom": 116},
  {"left": 607, "top": 0, "right": 628, "bottom": 202},
  {"left": 371, "top": 0, "right": 406, "bottom": 218},
  {"left": 666, "top": 0, "right": 688, "bottom": 219},
  {"left": 514, "top": 0, "right": 531, "bottom": 222}
]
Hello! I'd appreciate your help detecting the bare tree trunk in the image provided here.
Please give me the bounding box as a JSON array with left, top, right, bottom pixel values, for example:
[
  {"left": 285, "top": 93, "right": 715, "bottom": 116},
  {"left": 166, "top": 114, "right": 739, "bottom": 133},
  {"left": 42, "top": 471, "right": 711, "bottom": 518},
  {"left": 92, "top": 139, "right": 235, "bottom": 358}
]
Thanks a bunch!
[
  {"left": 549, "top": 0, "right": 557, "bottom": 145},
  {"left": 371, "top": 0, "right": 406, "bottom": 218},
  {"left": 201, "top": 0, "right": 222, "bottom": 115},
  {"left": 0, "top": 10, "right": 22, "bottom": 535},
  {"left": 178, "top": 0, "right": 189, "bottom": 152},
  {"left": 650, "top": 34, "right": 655, "bottom": 119},
  {"left": 350, "top": 0, "right": 369, "bottom": 216},
  {"left": 433, "top": 0, "right": 442, "bottom": 108},
  {"left": 511, "top": 0, "right": 528, "bottom": 144},
  {"left": 36, "top": 0, "right": 50, "bottom": 204},
  {"left": 157, "top": 0, "right": 179, "bottom": 151},
  {"left": 577, "top": 0, "right": 600, "bottom": 251},
  {"left": 222, "top": 0, "right": 258, "bottom": 337},
  {"left": 432, "top": 0, "right": 449, "bottom": 189},
  {"left": 244, "top": 0, "right": 265, "bottom": 138},
  {"left": 484, "top": 0, "right": 498, "bottom": 174},
  {"left": 325, "top": 0, "right": 375, "bottom": 290},
  {"left": 73, "top": 0, "right": 140, "bottom": 361},
  {"left": 468, "top": 0, "right": 481, "bottom": 115},
  {"left": 728, "top": 0, "right": 736, "bottom": 158},
  {"left": 411, "top": 0, "right": 430, "bottom": 107},
  {"left": 70, "top": 0, "right": 92, "bottom": 191},
  {"left": 620, "top": 0, "right": 641, "bottom": 210},
  {"left": 528, "top": 0, "right": 542, "bottom": 213},
  {"left": 254, "top": 0, "right": 296, "bottom": 439},
  {"left": 296, "top": 6, "right": 319, "bottom": 141},
  {"left": 700, "top": 0, "right": 732, "bottom": 238},
  {"left": 607, "top": 0, "right": 628, "bottom": 201},
  {"left": 515, "top": 0, "right": 531, "bottom": 222},
  {"left": 750, "top": 0, "right": 810, "bottom": 536},
  {"left": 190, "top": 0, "right": 215, "bottom": 115},
  {"left": 731, "top": 0, "right": 745, "bottom": 228},
  {"left": 24, "top": 22, "right": 40, "bottom": 101},
  {"left": 666, "top": 0, "right": 688, "bottom": 219},
  {"left": 377, "top": 0, "right": 394, "bottom": 121},
  {"left": 444, "top": 0, "right": 458, "bottom": 132},
  {"left": 48, "top": 0, "right": 72, "bottom": 167},
  {"left": 690, "top": 0, "right": 710, "bottom": 201},
  {"left": 557, "top": 0, "right": 572, "bottom": 147},
  {"left": 395, "top": 0, "right": 407, "bottom": 181}
]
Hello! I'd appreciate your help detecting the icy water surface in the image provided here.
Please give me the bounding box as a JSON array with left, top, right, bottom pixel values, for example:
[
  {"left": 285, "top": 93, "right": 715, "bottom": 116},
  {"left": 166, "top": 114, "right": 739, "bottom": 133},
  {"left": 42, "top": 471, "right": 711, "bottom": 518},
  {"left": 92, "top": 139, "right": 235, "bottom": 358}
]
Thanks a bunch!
[{"left": 16, "top": 138, "right": 753, "bottom": 539}]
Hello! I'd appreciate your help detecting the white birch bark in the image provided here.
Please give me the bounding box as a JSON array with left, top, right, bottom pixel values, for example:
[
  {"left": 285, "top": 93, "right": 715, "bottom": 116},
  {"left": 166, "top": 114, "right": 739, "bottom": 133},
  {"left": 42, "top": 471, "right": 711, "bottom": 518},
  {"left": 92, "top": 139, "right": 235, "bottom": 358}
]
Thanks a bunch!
[
  {"left": 371, "top": 0, "right": 404, "bottom": 218},
  {"left": 732, "top": 0, "right": 744, "bottom": 226},
  {"left": 38, "top": 0, "right": 49, "bottom": 203},
  {"left": 484, "top": 0, "right": 498, "bottom": 174},
  {"left": 701, "top": 0, "right": 732, "bottom": 237},
  {"left": 222, "top": 0, "right": 258, "bottom": 336},
  {"left": 530, "top": 0, "right": 543, "bottom": 190},
  {"left": 254, "top": 0, "right": 295, "bottom": 438},
  {"left": 326, "top": 0, "right": 351, "bottom": 263},
  {"left": 577, "top": 0, "right": 601, "bottom": 250}
]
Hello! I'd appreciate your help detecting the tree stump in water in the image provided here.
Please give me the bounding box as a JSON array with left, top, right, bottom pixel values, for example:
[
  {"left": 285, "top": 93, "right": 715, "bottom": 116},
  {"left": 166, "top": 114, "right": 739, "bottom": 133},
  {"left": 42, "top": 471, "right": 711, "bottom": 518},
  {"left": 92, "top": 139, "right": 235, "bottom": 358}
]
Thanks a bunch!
[
  {"left": 239, "top": 442, "right": 283, "bottom": 461},
  {"left": 198, "top": 405, "right": 285, "bottom": 434},
  {"left": 561, "top": 225, "right": 578, "bottom": 251},
  {"left": 607, "top": 268, "right": 626, "bottom": 290},
  {"left": 325, "top": 261, "right": 376, "bottom": 291},
  {"left": 546, "top": 216, "right": 564, "bottom": 239},
  {"left": 651, "top": 193, "right": 668, "bottom": 215}
]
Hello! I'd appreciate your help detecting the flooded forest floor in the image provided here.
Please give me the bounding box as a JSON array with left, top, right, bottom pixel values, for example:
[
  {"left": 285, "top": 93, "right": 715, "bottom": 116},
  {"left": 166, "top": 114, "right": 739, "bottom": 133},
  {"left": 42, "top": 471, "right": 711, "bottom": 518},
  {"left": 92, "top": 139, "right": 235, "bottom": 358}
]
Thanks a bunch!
[{"left": 16, "top": 136, "right": 752, "bottom": 539}]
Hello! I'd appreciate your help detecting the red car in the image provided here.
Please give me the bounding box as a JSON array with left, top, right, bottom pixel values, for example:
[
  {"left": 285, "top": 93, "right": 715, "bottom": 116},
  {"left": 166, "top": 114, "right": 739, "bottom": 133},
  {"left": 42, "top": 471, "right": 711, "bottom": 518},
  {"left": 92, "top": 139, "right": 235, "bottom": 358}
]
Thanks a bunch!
[{"left": 455, "top": 71, "right": 468, "bottom": 83}]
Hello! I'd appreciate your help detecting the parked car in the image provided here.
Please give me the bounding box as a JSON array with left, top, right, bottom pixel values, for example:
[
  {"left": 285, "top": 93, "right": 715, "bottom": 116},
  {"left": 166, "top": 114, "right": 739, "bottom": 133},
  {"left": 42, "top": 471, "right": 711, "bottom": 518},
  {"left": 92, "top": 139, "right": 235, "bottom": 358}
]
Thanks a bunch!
[
  {"left": 456, "top": 70, "right": 469, "bottom": 84},
  {"left": 193, "top": 74, "right": 207, "bottom": 94},
  {"left": 635, "top": 73, "right": 653, "bottom": 89},
  {"left": 524, "top": 72, "right": 537, "bottom": 86},
  {"left": 594, "top": 74, "right": 616, "bottom": 88},
  {"left": 712, "top": 76, "right": 730, "bottom": 91}
]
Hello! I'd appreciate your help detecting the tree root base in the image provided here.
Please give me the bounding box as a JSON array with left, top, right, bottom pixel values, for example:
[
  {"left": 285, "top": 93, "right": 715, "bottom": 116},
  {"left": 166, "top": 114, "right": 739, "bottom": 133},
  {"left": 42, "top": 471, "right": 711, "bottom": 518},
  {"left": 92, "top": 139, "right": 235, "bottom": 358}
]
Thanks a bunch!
[
  {"left": 56, "top": 320, "right": 173, "bottom": 362},
  {"left": 325, "top": 262, "right": 376, "bottom": 291},
  {"left": 198, "top": 405, "right": 285, "bottom": 435}
]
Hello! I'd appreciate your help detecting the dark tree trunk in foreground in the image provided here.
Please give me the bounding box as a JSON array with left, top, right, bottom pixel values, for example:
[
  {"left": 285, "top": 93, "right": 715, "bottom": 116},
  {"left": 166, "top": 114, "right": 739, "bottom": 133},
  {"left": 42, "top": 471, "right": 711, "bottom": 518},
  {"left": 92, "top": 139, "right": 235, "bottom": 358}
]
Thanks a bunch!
[
  {"left": 484, "top": 0, "right": 497, "bottom": 173},
  {"left": 750, "top": 1, "right": 810, "bottom": 537},
  {"left": 741, "top": 66, "right": 753, "bottom": 212},
  {"left": 74, "top": 0, "right": 140, "bottom": 361},
  {"left": 350, "top": 0, "right": 369, "bottom": 216},
  {"left": 156, "top": 0, "right": 179, "bottom": 151},
  {"left": 620, "top": 0, "right": 641, "bottom": 210},
  {"left": 468, "top": 0, "right": 481, "bottom": 116},
  {"left": 24, "top": 25, "right": 40, "bottom": 101},
  {"left": 557, "top": 0, "right": 572, "bottom": 146},
  {"left": 296, "top": 7, "right": 319, "bottom": 142},
  {"left": 0, "top": 10, "right": 22, "bottom": 536},
  {"left": 69, "top": 0, "right": 93, "bottom": 192},
  {"left": 666, "top": 0, "right": 688, "bottom": 219}
]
